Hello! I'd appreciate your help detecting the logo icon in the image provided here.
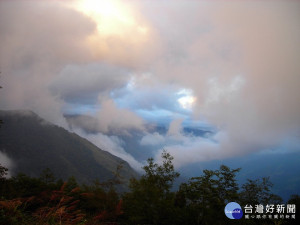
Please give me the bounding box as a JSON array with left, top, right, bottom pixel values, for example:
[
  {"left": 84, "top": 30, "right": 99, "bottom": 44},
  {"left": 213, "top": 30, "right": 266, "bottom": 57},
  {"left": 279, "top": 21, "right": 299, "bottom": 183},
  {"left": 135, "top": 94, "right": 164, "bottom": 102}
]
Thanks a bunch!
[{"left": 225, "top": 202, "right": 243, "bottom": 219}]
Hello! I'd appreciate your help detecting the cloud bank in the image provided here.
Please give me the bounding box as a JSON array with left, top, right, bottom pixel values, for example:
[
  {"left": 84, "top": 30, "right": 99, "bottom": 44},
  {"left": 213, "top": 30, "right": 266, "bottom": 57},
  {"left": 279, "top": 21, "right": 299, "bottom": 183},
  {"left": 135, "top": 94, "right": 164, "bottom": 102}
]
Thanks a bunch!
[{"left": 1, "top": 0, "right": 299, "bottom": 169}]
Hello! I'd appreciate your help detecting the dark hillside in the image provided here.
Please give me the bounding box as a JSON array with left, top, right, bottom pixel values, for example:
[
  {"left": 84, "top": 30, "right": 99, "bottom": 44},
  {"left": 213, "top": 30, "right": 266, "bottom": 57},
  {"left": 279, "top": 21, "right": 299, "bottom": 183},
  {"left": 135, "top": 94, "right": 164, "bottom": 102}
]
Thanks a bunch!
[{"left": 0, "top": 110, "right": 138, "bottom": 189}]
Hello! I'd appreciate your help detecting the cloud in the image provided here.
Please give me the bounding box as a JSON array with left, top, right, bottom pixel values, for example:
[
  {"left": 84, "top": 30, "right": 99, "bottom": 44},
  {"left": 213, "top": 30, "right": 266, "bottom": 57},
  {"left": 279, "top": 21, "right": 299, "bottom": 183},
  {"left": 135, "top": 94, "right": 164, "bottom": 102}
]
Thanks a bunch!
[
  {"left": 134, "top": 1, "right": 300, "bottom": 166},
  {"left": 114, "top": 82, "right": 180, "bottom": 112},
  {"left": 167, "top": 119, "right": 184, "bottom": 136},
  {"left": 66, "top": 98, "right": 145, "bottom": 135},
  {"left": 139, "top": 119, "right": 219, "bottom": 167},
  {"left": 95, "top": 98, "right": 145, "bottom": 134},
  {"left": 0, "top": 1, "right": 95, "bottom": 126},
  {"left": 74, "top": 129, "right": 143, "bottom": 172},
  {"left": 140, "top": 132, "right": 165, "bottom": 146},
  {"left": 50, "top": 63, "right": 130, "bottom": 104},
  {"left": 196, "top": 2, "right": 300, "bottom": 158},
  {"left": 1, "top": 0, "right": 300, "bottom": 170},
  {"left": 68, "top": 0, "right": 162, "bottom": 68}
]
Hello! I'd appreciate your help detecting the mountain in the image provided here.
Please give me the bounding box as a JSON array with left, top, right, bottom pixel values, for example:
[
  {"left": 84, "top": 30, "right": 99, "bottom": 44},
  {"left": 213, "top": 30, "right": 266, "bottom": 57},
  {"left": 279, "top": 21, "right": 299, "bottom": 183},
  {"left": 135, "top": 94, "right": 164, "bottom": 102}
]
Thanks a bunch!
[{"left": 0, "top": 110, "right": 139, "bottom": 189}]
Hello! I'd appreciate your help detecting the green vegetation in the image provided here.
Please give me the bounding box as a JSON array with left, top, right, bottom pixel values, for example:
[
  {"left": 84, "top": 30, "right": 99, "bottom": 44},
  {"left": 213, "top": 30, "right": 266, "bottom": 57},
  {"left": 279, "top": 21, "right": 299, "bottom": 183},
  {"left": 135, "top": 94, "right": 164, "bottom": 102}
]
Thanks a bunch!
[
  {"left": 122, "top": 151, "right": 179, "bottom": 225},
  {"left": 0, "top": 151, "right": 298, "bottom": 225}
]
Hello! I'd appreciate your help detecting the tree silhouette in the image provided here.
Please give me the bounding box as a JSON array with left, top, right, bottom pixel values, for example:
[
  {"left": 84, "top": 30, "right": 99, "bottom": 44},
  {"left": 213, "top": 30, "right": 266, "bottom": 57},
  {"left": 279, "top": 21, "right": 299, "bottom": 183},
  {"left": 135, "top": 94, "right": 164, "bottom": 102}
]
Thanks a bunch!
[{"left": 123, "top": 150, "right": 180, "bottom": 225}]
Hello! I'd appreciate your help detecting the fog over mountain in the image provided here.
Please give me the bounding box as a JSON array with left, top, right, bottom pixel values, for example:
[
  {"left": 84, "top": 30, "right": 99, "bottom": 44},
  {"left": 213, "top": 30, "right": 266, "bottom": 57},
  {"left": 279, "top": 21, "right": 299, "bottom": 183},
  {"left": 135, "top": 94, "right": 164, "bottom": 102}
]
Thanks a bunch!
[
  {"left": 0, "top": 110, "right": 138, "bottom": 190},
  {"left": 0, "top": 0, "right": 299, "bottom": 191}
]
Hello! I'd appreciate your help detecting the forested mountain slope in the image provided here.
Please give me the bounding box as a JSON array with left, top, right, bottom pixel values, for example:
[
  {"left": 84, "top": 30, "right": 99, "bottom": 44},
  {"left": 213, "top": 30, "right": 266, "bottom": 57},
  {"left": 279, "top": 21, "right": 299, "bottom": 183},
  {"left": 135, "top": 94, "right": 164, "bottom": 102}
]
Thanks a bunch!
[{"left": 0, "top": 110, "right": 138, "bottom": 188}]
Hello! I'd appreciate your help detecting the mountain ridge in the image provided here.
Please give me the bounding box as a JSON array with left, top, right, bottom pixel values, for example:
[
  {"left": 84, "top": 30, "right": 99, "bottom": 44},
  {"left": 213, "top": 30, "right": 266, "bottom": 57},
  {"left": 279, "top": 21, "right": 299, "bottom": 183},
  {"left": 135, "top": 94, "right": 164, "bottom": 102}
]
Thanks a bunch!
[{"left": 0, "top": 110, "right": 139, "bottom": 190}]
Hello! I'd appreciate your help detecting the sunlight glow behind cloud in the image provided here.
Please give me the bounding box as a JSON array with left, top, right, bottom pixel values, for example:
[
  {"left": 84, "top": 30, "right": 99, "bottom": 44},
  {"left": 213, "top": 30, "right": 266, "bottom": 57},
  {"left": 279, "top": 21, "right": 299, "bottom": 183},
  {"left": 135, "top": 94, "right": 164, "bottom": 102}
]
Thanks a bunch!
[
  {"left": 68, "top": 0, "right": 152, "bottom": 65},
  {"left": 72, "top": 0, "right": 145, "bottom": 36},
  {"left": 177, "top": 89, "right": 196, "bottom": 110}
]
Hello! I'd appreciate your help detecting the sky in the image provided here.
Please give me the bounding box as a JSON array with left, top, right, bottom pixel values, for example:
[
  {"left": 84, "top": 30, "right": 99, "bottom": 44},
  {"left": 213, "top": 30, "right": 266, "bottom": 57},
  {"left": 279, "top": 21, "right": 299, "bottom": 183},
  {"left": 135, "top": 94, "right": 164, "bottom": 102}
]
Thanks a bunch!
[{"left": 0, "top": 0, "right": 300, "bottom": 172}]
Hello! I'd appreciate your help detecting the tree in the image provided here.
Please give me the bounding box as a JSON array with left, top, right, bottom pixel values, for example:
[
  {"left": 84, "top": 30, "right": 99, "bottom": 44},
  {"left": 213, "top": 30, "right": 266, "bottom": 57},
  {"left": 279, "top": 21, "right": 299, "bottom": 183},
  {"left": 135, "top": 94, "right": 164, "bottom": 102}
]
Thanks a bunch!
[
  {"left": 0, "top": 164, "right": 9, "bottom": 198},
  {"left": 122, "top": 150, "right": 180, "bottom": 225},
  {"left": 178, "top": 165, "right": 241, "bottom": 225},
  {"left": 239, "top": 177, "right": 282, "bottom": 206},
  {"left": 0, "top": 164, "right": 8, "bottom": 181},
  {"left": 39, "top": 168, "right": 56, "bottom": 185}
]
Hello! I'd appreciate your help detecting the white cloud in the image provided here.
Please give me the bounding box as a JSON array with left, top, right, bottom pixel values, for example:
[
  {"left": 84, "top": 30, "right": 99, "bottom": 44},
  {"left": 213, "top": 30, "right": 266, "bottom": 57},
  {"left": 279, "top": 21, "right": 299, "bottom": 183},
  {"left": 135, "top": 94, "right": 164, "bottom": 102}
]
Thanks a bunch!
[
  {"left": 74, "top": 129, "right": 143, "bottom": 172},
  {"left": 50, "top": 63, "right": 130, "bottom": 104},
  {"left": 95, "top": 98, "right": 145, "bottom": 134},
  {"left": 1, "top": 0, "right": 300, "bottom": 169},
  {"left": 140, "top": 132, "right": 165, "bottom": 146},
  {"left": 0, "top": 1, "right": 95, "bottom": 127}
]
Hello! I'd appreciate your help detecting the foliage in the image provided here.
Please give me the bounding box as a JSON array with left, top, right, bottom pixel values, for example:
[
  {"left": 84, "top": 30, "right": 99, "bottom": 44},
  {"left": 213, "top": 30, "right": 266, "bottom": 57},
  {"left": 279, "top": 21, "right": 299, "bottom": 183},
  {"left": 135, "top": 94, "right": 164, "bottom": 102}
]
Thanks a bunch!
[
  {"left": 174, "top": 165, "right": 239, "bottom": 224},
  {"left": 0, "top": 150, "right": 297, "bottom": 225},
  {"left": 240, "top": 177, "right": 282, "bottom": 206},
  {"left": 0, "top": 165, "right": 123, "bottom": 225},
  {"left": 0, "top": 165, "right": 8, "bottom": 180},
  {"left": 122, "top": 150, "right": 180, "bottom": 225}
]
